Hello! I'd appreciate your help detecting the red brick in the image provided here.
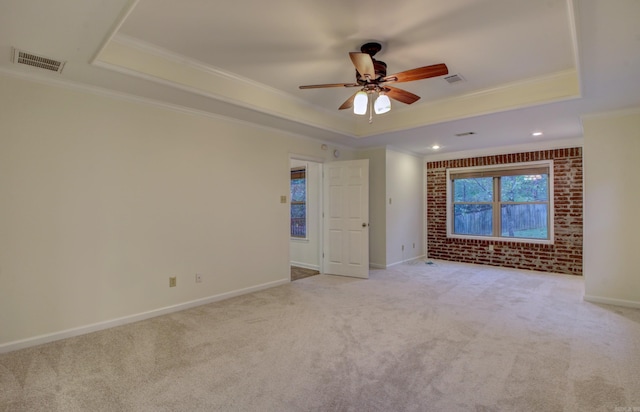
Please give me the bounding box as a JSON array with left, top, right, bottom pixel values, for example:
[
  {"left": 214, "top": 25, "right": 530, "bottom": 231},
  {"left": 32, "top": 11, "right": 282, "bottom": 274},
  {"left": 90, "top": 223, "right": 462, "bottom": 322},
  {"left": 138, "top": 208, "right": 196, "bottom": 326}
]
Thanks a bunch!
[{"left": 426, "top": 147, "right": 583, "bottom": 275}]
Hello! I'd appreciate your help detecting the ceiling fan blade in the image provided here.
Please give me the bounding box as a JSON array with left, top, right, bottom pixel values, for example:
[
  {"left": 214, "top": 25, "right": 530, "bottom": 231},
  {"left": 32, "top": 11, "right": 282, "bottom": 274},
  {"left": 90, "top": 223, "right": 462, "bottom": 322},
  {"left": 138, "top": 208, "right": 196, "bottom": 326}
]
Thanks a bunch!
[
  {"left": 299, "top": 83, "right": 360, "bottom": 89},
  {"left": 382, "top": 63, "right": 448, "bottom": 83},
  {"left": 349, "top": 52, "right": 375, "bottom": 79},
  {"left": 338, "top": 91, "right": 359, "bottom": 110},
  {"left": 383, "top": 86, "right": 421, "bottom": 105}
]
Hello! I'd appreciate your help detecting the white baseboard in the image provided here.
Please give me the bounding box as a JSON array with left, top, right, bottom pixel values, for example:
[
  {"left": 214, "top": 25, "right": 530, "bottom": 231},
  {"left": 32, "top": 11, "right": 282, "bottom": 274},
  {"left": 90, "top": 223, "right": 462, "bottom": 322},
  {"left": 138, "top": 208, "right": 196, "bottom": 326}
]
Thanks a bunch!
[
  {"left": 0, "top": 278, "right": 289, "bottom": 354},
  {"left": 583, "top": 294, "right": 640, "bottom": 309},
  {"left": 369, "top": 256, "right": 426, "bottom": 269},
  {"left": 290, "top": 261, "right": 320, "bottom": 271},
  {"left": 386, "top": 255, "right": 427, "bottom": 268}
]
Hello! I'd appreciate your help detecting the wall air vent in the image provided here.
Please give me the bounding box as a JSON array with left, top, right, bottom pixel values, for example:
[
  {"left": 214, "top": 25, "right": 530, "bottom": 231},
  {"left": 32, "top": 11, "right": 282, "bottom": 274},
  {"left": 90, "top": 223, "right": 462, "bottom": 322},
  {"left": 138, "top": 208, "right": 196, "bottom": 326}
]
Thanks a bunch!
[
  {"left": 12, "top": 48, "right": 66, "bottom": 73},
  {"left": 444, "top": 74, "right": 465, "bottom": 84},
  {"left": 455, "top": 132, "right": 476, "bottom": 137}
]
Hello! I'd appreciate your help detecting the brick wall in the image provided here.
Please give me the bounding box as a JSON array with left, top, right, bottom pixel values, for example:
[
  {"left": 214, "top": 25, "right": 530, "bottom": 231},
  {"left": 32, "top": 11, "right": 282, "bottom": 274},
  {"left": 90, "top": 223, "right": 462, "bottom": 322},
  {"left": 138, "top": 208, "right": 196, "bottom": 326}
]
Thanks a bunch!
[{"left": 426, "top": 147, "right": 583, "bottom": 275}]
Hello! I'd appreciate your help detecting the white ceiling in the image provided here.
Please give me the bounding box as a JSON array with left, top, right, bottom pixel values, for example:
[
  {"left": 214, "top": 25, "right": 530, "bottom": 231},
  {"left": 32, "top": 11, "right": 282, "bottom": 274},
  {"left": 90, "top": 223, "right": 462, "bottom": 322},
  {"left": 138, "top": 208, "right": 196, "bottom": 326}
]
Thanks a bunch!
[{"left": 1, "top": 0, "right": 639, "bottom": 156}]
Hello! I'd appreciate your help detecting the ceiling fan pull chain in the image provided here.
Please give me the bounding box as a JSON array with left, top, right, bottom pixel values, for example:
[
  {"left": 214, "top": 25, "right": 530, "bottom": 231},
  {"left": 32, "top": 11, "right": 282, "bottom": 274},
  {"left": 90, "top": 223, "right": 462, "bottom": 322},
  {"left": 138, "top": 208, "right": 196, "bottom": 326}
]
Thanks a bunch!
[{"left": 368, "top": 95, "right": 374, "bottom": 124}]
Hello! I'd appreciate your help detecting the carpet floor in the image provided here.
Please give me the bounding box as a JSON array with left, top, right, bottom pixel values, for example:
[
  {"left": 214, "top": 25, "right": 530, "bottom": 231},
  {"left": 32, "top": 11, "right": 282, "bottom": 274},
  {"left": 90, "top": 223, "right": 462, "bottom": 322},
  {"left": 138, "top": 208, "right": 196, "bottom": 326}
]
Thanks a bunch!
[{"left": 1, "top": 260, "right": 639, "bottom": 411}]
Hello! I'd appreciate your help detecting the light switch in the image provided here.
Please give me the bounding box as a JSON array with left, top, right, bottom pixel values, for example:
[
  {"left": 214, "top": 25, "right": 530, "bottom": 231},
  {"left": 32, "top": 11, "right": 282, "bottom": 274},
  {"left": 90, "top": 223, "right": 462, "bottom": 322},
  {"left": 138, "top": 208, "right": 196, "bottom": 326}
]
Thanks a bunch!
[{"left": 280, "top": 195, "right": 287, "bottom": 203}]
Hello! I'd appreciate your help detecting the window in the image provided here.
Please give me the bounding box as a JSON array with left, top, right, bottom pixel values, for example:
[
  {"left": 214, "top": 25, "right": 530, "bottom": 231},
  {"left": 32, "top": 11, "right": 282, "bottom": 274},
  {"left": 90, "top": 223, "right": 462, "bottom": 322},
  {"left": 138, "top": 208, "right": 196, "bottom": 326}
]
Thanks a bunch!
[
  {"left": 290, "top": 167, "right": 307, "bottom": 238},
  {"left": 446, "top": 161, "right": 553, "bottom": 243}
]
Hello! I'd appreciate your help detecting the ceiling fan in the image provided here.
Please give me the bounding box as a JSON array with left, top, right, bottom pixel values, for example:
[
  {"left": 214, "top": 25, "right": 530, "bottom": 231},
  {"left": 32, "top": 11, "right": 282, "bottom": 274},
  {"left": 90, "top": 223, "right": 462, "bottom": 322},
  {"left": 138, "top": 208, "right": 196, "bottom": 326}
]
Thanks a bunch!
[{"left": 299, "top": 42, "right": 448, "bottom": 121}]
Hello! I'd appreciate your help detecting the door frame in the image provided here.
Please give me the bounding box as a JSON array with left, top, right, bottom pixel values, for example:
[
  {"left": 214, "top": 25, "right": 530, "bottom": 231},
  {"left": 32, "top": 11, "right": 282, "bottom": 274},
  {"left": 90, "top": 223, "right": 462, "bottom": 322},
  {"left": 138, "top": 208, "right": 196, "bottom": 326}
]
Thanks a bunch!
[{"left": 289, "top": 154, "right": 324, "bottom": 275}]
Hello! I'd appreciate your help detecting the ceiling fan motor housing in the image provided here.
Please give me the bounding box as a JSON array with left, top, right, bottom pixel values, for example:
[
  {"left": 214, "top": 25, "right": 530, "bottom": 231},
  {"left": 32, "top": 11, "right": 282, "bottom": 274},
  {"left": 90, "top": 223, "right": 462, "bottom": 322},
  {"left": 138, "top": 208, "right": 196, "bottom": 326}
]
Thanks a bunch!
[
  {"left": 356, "top": 60, "right": 387, "bottom": 84},
  {"left": 356, "top": 42, "right": 387, "bottom": 84},
  {"left": 360, "top": 42, "right": 382, "bottom": 56}
]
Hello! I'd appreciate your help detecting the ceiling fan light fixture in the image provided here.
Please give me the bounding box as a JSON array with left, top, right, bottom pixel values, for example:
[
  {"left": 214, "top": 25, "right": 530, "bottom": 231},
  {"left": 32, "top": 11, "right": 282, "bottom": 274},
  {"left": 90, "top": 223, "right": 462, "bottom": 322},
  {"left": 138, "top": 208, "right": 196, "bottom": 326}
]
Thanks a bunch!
[
  {"left": 374, "top": 93, "right": 391, "bottom": 114},
  {"left": 354, "top": 91, "right": 368, "bottom": 115}
]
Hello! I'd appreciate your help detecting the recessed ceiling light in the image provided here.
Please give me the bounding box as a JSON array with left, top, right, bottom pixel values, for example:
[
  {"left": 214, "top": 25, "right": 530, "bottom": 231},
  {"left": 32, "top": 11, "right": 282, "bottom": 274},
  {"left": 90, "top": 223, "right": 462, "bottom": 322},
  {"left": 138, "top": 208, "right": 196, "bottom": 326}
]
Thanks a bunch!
[
  {"left": 532, "top": 131, "right": 543, "bottom": 136},
  {"left": 432, "top": 145, "right": 440, "bottom": 150}
]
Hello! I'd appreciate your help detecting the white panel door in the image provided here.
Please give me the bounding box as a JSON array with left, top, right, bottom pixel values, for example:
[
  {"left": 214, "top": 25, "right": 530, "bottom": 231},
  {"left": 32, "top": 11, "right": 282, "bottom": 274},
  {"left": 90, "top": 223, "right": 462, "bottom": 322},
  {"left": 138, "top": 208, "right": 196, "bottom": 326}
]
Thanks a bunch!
[{"left": 323, "top": 159, "right": 369, "bottom": 278}]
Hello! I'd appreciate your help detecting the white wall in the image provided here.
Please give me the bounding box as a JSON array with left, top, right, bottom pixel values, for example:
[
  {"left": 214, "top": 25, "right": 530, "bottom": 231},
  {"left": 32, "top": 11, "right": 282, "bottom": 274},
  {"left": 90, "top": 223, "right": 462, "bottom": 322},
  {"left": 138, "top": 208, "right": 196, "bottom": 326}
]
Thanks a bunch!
[
  {"left": 356, "top": 147, "right": 425, "bottom": 268},
  {"left": 289, "top": 159, "right": 320, "bottom": 270},
  {"left": 583, "top": 108, "right": 640, "bottom": 307},
  {"left": 0, "top": 74, "right": 354, "bottom": 349},
  {"left": 385, "top": 149, "right": 425, "bottom": 266},
  {"left": 357, "top": 148, "right": 387, "bottom": 268}
]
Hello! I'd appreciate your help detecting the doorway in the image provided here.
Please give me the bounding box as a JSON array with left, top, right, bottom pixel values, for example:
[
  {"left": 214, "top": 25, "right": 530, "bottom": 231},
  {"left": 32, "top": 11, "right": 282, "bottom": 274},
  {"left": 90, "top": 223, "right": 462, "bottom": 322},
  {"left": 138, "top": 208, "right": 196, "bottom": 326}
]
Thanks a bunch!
[{"left": 289, "top": 158, "right": 322, "bottom": 280}]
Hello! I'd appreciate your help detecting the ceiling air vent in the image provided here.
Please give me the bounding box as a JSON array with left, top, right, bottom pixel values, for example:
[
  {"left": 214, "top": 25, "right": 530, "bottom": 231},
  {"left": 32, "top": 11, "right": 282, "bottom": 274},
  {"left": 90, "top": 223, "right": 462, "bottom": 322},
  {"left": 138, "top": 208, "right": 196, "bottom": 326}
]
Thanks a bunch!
[
  {"left": 444, "top": 74, "right": 464, "bottom": 84},
  {"left": 12, "top": 48, "right": 66, "bottom": 73}
]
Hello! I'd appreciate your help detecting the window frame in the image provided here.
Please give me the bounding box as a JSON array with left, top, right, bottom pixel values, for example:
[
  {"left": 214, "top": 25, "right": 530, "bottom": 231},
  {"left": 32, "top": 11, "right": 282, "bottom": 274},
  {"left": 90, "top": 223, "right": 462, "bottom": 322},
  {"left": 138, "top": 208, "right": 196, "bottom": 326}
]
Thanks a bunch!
[
  {"left": 445, "top": 160, "right": 554, "bottom": 244},
  {"left": 290, "top": 165, "right": 308, "bottom": 240}
]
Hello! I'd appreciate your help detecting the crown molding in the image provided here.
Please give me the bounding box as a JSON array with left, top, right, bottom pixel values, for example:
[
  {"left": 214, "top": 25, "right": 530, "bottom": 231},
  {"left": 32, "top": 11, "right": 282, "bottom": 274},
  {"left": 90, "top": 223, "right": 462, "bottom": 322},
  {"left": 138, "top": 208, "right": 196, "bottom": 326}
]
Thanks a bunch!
[
  {"left": 358, "top": 69, "right": 581, "bottom": 137},
  {"left": 95, "top": 35, "right": 356, "bottom": 136},
  {"left": 581, "top": 105, "right": 640, "bottom": 120},
  {"left": 423, "top": 137, "right": 584, "bottom": 162},
  {"left": 0, "top": 67, "right": 351, "bottom": 147},
  {"left": 112, "top": 34, "right": 292, "bottom": 99}
]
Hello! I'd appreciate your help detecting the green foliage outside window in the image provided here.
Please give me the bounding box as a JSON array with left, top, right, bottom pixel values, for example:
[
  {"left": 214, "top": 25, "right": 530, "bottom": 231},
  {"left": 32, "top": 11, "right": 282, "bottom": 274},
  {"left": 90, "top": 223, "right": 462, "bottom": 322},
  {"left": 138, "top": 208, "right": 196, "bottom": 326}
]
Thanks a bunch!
[
  {"left": 452, "top": 171, "right": 550, "bottom": 240},
  {"left": 291, "top": 169, "right": 306, "bottom": 238}
]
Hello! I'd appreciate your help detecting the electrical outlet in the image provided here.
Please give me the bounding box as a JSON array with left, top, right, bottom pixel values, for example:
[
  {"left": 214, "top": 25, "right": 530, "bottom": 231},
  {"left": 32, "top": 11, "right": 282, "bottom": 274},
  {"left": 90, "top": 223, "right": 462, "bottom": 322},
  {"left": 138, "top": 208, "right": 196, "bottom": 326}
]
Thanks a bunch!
[
  {"left": 488, "top": 244, "right": 495, "bottom": 252},
  {"left": 169, "top": 276, "right": 177, "bottom": 287},
  {"left": 195, "top": 273, "right": 202, "bottom": 283}
]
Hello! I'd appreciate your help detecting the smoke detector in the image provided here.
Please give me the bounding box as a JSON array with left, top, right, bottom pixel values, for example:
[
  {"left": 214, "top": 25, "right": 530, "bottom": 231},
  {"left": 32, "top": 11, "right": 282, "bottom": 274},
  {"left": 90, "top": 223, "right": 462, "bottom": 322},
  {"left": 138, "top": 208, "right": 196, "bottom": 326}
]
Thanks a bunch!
[{"left": 12, "top": 48, "right": 66, "bottom": 73}]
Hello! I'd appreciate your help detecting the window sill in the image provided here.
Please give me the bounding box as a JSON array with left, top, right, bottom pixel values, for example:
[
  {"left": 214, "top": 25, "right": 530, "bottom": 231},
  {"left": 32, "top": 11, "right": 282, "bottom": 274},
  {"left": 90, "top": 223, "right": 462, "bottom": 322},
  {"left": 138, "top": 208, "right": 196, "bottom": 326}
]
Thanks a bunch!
[
  {"left": 446, "top": 233, "right": 554, "bottom": 245},
  {"left": 290, "top": 237, "right": 309, "bottom": 242}
]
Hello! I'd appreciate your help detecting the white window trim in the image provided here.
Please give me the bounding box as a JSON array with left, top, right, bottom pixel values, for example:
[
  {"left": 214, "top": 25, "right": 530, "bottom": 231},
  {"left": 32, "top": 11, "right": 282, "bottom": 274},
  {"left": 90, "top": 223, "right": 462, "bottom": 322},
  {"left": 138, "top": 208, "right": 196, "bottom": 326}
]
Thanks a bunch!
[{"left": 445, "top": 160, "right": 554, "bottom": 245}]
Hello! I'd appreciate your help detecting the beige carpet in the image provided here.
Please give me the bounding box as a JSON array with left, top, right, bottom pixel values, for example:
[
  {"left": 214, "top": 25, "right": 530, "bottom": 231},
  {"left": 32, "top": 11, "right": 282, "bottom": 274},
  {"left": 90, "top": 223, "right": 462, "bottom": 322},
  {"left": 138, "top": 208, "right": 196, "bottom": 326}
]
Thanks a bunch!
[{"left": 1, "top": 260, "right": 639, "bottom": 411}]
